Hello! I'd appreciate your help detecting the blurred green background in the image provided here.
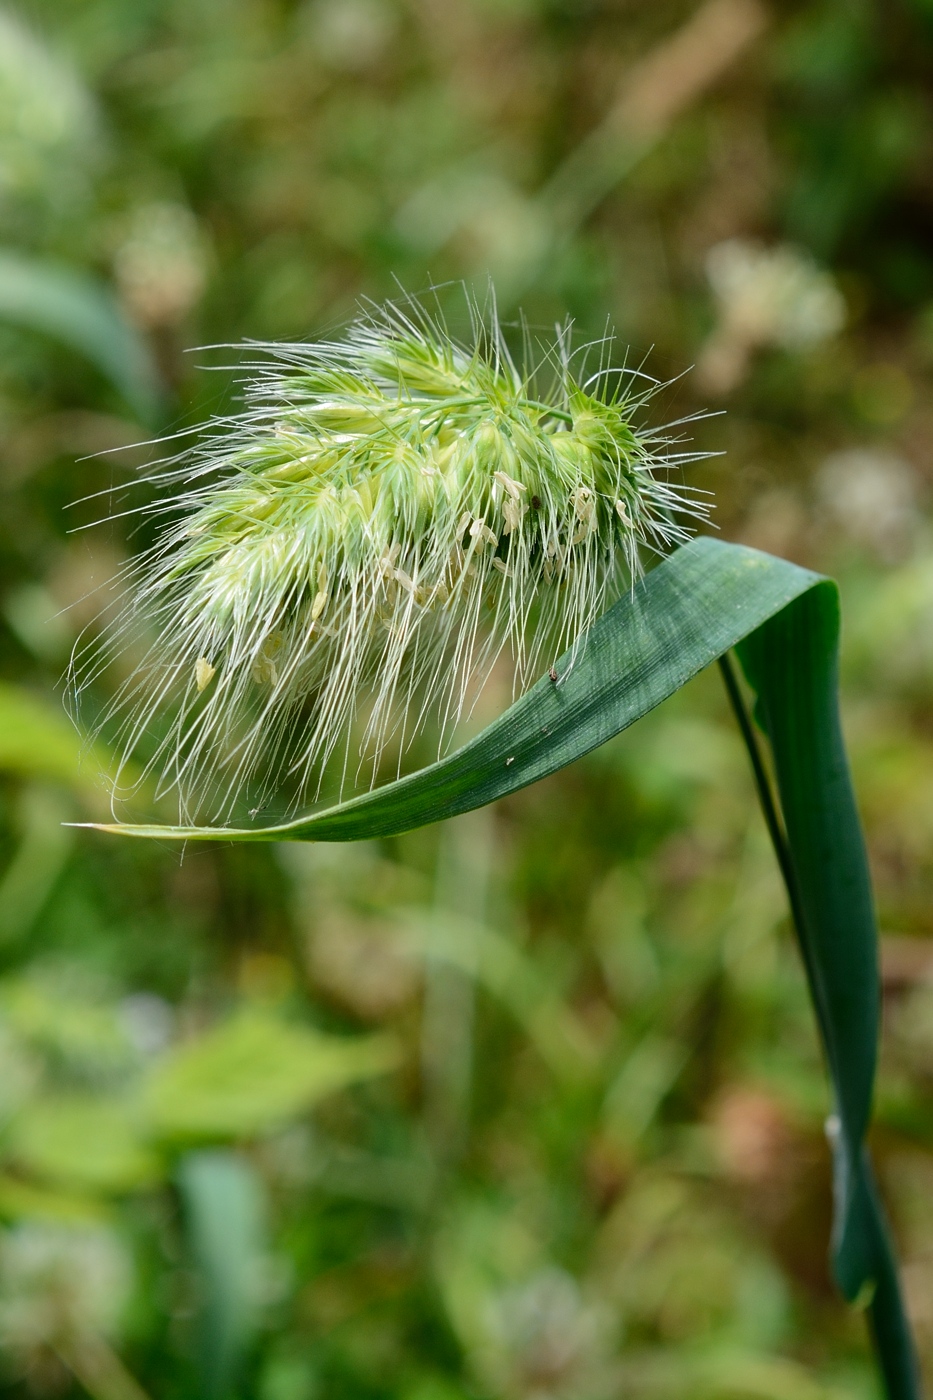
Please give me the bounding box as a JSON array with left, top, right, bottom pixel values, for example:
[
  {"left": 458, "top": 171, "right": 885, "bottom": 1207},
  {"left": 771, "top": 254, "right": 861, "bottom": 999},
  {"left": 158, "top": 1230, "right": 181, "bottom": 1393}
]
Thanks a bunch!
[{"left": 0, "top": 0, "right": 931, "bottom": 1396}]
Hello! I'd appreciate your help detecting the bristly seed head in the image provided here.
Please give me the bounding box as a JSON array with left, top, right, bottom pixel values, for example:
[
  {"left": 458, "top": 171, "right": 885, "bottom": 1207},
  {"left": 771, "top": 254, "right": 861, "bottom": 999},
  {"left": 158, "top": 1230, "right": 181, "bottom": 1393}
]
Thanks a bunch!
[{"left": 75, "top": 294, "right": 711, "bottom": 822}]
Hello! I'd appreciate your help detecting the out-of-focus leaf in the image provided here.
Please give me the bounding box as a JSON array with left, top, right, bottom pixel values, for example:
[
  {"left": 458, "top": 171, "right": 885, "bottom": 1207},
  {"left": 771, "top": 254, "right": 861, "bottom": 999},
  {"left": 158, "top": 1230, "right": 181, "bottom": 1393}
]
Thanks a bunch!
[
  {"left": 179, "top": 1150, "right": 269, "bottom": 1400},
  {"left": 397, "top": 907, "right": 601, "bottom": 1082},
  {"left": 303, "top": 1136, "right": 433, "bottom": 1212},
  {"left": 0, "top": 251, "right": 161, "bottom": 425},
  {"left": 0, "top": 683, "right": 96, "bottom": 782},
  {"left": 401, "top": 1379, "right": 472, "bottom": 1400},
  {"left": 147, "top": 1011, "right": 399, "bottom": 1139},
  {"left": 0, "top": 682, "right": 126, "bottom": 809},
  {"left": 615, "top": 1346, "right": 855, "bottom": 1399},
  {"left": 603, "top": 1034, "right": 688, "bottom": 1146},
  {"left": 0, "top": 1174, "right": 107, "bottom": 1224},
  {"left": 6, "top": 1094, "right": 159, "bottom": 1192},
  {"left": 1, "top": 973, "right": 136, "bottom": 1078},
  {"left": 0, "top": 786, "right": 74, "bottom": 947}
]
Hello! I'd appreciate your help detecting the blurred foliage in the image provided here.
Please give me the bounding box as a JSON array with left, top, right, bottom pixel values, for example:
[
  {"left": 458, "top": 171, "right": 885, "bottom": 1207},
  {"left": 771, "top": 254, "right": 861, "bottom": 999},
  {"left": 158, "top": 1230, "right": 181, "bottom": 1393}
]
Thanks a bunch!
[{"left": 0, "top": 0, "right": 930, "bottom": 1397}]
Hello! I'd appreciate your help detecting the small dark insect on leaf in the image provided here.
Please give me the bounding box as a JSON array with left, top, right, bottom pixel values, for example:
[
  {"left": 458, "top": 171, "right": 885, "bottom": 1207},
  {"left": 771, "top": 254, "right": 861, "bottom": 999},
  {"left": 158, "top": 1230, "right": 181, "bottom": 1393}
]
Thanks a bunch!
[
  {"left": 531, "top": 495, "right": 541, "bottom": 511},
  {"left": 549, "top": 667, "right": 558, "bottom": 682}
]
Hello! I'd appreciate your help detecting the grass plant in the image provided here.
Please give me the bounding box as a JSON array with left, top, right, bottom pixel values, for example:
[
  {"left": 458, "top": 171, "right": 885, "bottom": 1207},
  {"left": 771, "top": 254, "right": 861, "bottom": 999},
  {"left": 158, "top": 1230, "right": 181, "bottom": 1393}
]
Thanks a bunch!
[{"left": 82, "top": 301, "right": 920, "bottom": 1399}]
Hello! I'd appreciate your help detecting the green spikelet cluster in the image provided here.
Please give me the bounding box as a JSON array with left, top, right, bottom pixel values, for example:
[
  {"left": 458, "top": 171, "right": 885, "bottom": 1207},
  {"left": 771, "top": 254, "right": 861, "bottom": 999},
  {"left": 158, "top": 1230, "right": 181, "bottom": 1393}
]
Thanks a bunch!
[{"left": 77, "top": 298, "right": 709, "bottom": 821}]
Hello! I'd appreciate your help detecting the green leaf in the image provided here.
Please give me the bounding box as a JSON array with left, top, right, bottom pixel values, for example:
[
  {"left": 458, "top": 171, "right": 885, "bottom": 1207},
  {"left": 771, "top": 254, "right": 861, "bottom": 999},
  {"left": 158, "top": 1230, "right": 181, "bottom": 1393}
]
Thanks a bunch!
[
  {"left": 0, "top": 786, "right": 75, "bottom": 948},
  {"left": 146, "top": 1010, "right": 399, "bottom": 1139},
  {"left": 7, "top": 1094, "right": 159, "bottom": 1193},
  {"left": 738, "top": 592, "right": 918, "bottom": 1399},
  {"left": 0, "top": 1173, "right": 109, "bottom": 1224},
  {"left": 90, "top": 538, "right": 822, "bottom": 843},
  {"left": 0, "top": 682, "right": 123, "bottom": 804},
  {"left": 87, "top": 535, "right": 920, "bottom": 1397},
  {"left": 0, "top": 683, "right": 99, "bottom": 784},
  {"left": 178, "top": 1150, "right": 269, "bottom": 1400},
  {"left": 0, "top": 251, "right": 161, "bottom": 425}
]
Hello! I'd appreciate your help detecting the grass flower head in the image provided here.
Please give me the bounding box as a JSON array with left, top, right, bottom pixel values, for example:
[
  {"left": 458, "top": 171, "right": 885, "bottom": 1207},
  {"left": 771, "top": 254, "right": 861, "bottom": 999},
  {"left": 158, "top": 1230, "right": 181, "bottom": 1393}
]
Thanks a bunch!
[{"left": 78, "top": 296, "right": 710, "bottom": 821}]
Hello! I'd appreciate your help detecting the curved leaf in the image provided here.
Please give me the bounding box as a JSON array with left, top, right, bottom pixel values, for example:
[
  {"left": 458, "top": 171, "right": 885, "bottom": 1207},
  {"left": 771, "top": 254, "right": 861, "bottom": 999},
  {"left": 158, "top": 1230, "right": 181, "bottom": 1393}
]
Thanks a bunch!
[
  {"left": 88, "top": 537, "right": 821, "bottom": 842},
  {"left": 0, "top": 251, "right": 161, "bottom": 425},
  {"left": 85, "top": 535, "right": 919, "bottom": 1397},
  {"left": 738, "top": 592, "right": 918, "bottom": 1399}
]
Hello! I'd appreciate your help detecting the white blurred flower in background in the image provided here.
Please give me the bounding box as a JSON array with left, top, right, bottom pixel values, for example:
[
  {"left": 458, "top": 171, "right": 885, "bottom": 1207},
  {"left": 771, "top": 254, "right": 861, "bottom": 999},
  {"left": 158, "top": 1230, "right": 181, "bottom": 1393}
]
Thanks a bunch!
[
  {"left": 113, "top": 201, "right": 208, "bottom": 330},
  {"left": 303, "top": 0, "right": 398, "bottom": 72},
  {"left": 698, "top": 238, "right": 846, "bottom": 393},
  {"left": 816, "top": 448, "right": 922, "bottom": 563},
  {"left": 0, "top": 1222, "right": 147, "bottom": 1400},
  {"left": 487, "top": 1266, "right": 605, "bottom": 1397},
  {"left": 435, "top": 1203, "right": 611, "bottom": 1400},
  {"left": 0, "top": 1223, "right": 130, "bottom": 1349},
  {"left": 393, "top": 168, "right": 550, "bottom": 296}
]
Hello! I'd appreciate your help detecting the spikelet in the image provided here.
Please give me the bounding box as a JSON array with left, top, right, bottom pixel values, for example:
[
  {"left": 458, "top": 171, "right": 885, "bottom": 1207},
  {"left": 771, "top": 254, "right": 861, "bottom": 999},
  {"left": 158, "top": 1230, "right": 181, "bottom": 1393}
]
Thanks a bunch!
[{"left": 73, "top": 295, "right": 711, "bottom": 822}]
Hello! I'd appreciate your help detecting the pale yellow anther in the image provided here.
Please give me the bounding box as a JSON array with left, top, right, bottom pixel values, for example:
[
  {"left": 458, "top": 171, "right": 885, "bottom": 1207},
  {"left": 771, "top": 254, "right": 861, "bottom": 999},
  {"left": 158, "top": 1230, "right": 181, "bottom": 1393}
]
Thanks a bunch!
[
  {"left": 494, "top": 470, "right": 527, "bottom": 500},
  {"left": 571, "top": 486, "right": 596, "bottom": 544},
  {"left": 469, "top": 518, "right": 498, "bottom": 547},
  {"left": 195, "top": 657, "right": 215, "bottom": 692},
  {"left": 251, "top": 634, "right": 282, "bottom": 685},
  {"left": 571, "top": 486, "right": 594, "bottom": 522},
  {"left": 502, "top": 497, "right": 528, "bottom": 536},
  {"left": 379, "top": 545, "right": 401, "bottom": 578},
  {"left": 252, "top": 655, "right": 278, "bottom": 685}
]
